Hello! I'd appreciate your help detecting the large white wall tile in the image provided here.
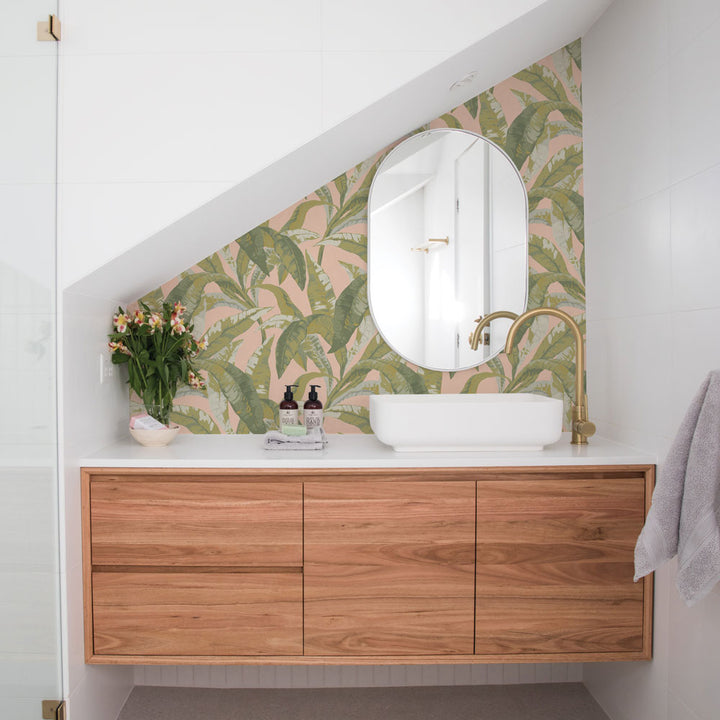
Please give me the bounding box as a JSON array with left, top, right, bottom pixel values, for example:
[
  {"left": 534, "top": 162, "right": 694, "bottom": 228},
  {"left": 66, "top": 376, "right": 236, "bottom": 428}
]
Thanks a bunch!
[
  {"left": 66, "top": 666, "right": 133, "bottom": 720},
  {"left": 585, "top": 189, "right": 671, "bottom": 320},
  {"left": 321, "top": 0, "right": 545, "bottom": 53},
  {"left": 591, "top": 314, "right": 675, "bottom": 438},
  {"left": 63, "top": 0, "right": 322, "bottom": 55},
  {"left": 0, "top": 56, "right": 57, "bottom": 183},
  {"left": 668, "top": 0, "right": 720, "bottom": 54},
  {"left": 60, "top": 181, "right": 229, "bottom": 288},
  {"left": 670, "top": 163, "right": 720, "bottom": 312},
  {"left": 669, "top": 308, "right": 720, "bottom": 428},
  {"left": 667, "top": 588, "right": 720, "bottom": 720},
  {"left": 0, "top": 469, "right": 58, "bottom": 572},
  {"left": 0, "top": 0, "right": 59, "bottom": 58},
  {"left": 582, "top": 66, "right": 669, "bottom": 224},
  {"left": 60, "top": 52, "right": 323, "bottom": 184},
  {"left": 0, "top": 571, "right": 61, "bottom": 654},
  {"left": 669, "top": 16, "right": 720, "bottom": 184},
  {"left": 581, "top": 0, "right": 668, "bottom": 107},
  {"left": 0, "top": 184, "right": 56, "bottom": 294},
  {"left": 321, "top": 51, "right": 447, "bottom": 129}
]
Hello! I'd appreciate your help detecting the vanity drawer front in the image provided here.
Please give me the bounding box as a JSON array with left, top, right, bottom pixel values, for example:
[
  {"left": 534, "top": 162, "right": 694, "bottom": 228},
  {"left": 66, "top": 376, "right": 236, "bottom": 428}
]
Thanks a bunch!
[
  {"left": 475, "top": 595, "right": 644, "bottom": 655},
  {"left": 89, "top": 477, "right": 302, "bottom": 567},
  {"left": 91, "top": 571, "right": 303, "bottom": 657}
]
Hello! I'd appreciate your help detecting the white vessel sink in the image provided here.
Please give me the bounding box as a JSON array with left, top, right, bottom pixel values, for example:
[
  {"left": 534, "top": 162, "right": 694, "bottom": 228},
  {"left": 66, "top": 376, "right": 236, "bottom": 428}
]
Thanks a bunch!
[{"left": 369, "top": 393, "right": 563, "bottom": 452}]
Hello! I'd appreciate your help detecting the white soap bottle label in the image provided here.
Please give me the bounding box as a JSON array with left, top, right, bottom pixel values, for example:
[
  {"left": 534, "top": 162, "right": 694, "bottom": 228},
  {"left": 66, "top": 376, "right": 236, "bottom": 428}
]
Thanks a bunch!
[
  {"left": 304, "top": 408, "right": 323, "bottom": 429},
  {"left": 279, "top": 408, "right": 298, "bottom": 425}
]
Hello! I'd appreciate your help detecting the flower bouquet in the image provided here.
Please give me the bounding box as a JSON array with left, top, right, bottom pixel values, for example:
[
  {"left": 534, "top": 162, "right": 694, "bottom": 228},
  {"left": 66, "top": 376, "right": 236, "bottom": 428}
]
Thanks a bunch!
[{"left": 108, "top": 301, "right": 206, "bottom": 435}]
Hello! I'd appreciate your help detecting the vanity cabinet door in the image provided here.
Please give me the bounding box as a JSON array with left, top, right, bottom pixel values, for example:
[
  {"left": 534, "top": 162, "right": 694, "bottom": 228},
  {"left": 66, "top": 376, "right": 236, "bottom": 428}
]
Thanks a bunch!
[
  {"left": 304, "top": 478, "right": 476, "bottom": 656},
  {"left": 475, "top": 470, "right": 651, "bottom": 660}
]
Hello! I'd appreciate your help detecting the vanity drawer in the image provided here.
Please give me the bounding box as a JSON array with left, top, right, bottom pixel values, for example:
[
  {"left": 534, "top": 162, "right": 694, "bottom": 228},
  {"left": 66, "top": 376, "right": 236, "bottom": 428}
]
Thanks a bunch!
[
  {"left": 89, "top": 476, "right": 302, "bottom": 567},
  {"left": 475, "top": 595, "right": 644, "bottom": 655},
  {"left": 91, "top": 570, "right": 303, "bottom": 657}
]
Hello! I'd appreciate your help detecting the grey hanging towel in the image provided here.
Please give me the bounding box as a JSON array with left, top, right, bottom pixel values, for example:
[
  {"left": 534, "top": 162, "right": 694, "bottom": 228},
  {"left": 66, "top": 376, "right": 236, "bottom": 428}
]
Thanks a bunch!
[{"left": 634, "top": 370, "right": 720, "bottom": 606}]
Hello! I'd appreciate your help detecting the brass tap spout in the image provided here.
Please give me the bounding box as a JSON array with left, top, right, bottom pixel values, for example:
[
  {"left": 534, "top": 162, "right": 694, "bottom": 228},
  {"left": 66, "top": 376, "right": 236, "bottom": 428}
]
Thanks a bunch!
[
  {"left": 504, "top": 308, "right": 596, "bottom": 445},
  {"left": 469, "top": 310, "right": 519, "bottom": 351}
]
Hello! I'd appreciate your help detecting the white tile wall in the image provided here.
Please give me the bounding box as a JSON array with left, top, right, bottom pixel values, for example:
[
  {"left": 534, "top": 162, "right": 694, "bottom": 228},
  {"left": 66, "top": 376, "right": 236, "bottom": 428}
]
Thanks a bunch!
[
  {"left": 582, "top": 67, "right": 670, "bottom": 224},
  {"left": 320, "top": 0, "right": 545, "bottom": 53},
  {"left": 668, "top": 25, "right": 720, "bottom": 183},
  {"left": 585, "top": 190, "right": 672, "bottom": 320},
  {"left": 667, "top": 0, "right": 720, "bottom": 54},
  {"left": 62, "top": 290, "right": 135, "bottom": 718},
  {"left": 321, "top": 51, "right": 447, "bottom": 129},
  {"left": 584, "top": 1, "right": 720, "bottom": 719},
  {"left": 0, "top": 57, "right": 57, "bottom": 184},
  {"left": 63, "top": 0, "right": 323, "bottom": 55},
  {"left": 57, "top": 0, "right": 585, "bottom": 289}
]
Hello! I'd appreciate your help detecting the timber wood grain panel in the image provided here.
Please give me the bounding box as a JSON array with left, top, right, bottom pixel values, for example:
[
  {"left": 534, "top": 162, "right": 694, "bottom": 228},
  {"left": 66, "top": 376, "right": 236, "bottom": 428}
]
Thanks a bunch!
[
  {"left": 92, "top": 571, "right": 302, "bottom": 656},
  {"left": 81, "top": 464, "right": 654, "bottom": 664},
  {"left": 304, "top": 480, "right": 476, "bottom": 655},
  {"left": 475, "top": 596, "right": 644, "bottom": 655},
  {"left": 476, "top": 475, "right": 649, "bottom": 656},
  {"left": 89, "top": 478, "right": 302, "bottom": 566}
]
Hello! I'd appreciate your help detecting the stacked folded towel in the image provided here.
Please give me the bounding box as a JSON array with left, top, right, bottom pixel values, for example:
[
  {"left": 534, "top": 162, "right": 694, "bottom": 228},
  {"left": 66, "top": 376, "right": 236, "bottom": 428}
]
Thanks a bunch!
[
  {"left": 263, "top": 427, "right": 327, "bottom": 451},
  {"left": 634, "top": 370, "right": 720, "bottom": 606}
]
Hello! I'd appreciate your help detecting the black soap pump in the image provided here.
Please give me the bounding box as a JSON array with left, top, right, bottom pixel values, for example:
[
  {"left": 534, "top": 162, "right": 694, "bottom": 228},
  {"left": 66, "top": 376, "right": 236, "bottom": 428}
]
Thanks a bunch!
[
  {"left": 303, "top": 385, "right": 323, "bottom": 429},
  {"left": 279, "top": 384, "right": 299, "bottom": 426}
]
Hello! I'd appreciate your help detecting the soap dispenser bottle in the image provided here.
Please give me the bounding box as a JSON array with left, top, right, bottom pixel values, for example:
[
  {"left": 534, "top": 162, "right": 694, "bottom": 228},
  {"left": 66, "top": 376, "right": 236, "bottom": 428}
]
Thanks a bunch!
[
  {"left": 303, "top": 385, "right": 323, "bottom": 429},
  {"left": 279, "top": 385, "right": 299, "bottom": 425}
]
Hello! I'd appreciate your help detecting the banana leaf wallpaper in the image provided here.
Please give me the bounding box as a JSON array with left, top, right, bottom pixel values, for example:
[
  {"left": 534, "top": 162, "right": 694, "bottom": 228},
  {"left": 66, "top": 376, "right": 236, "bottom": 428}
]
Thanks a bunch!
[{"left": 137, "top": 41, "right": 585, "bottom": 434}]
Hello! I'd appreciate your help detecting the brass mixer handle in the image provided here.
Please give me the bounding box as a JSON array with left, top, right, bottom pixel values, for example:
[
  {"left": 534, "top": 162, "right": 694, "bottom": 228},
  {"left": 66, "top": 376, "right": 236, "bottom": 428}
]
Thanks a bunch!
[{"left": 574, "top": 420, "right": 596, "bottom": 437}]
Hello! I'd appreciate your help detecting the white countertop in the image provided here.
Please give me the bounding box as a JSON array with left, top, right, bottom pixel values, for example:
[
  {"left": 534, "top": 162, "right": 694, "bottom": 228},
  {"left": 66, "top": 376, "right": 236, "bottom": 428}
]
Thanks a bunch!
[{"left": 81, "top": 432, "right": 656, "bottom": 469}]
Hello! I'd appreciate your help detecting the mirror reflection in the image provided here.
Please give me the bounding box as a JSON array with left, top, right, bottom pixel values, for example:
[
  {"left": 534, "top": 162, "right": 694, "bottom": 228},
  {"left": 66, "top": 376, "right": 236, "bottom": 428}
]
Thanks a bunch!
[{"left": 368, "top": 129, "right": 528, "bottom": 372}]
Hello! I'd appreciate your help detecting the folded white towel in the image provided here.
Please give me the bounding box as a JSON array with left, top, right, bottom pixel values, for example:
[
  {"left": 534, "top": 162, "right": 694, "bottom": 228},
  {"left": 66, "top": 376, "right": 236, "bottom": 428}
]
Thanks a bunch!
[
  {"left": 263, "top": 427, "right": 327, "bottom": 451},
  {"left": 634, "top": 370, "right": 720, "bottom": 606}
]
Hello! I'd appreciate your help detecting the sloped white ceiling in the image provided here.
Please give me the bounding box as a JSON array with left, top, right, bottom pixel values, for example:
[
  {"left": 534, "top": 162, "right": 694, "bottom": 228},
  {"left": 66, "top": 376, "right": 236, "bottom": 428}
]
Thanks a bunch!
[{"left": 66, "top": 0, "right": 614, "bottom": 301}]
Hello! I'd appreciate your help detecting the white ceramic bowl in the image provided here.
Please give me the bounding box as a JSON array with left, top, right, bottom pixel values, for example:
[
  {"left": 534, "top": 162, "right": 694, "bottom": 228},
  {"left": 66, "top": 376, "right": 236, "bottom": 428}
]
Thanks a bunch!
[{"left": 129, "top": 425, "right": 180, "bottom": 447}]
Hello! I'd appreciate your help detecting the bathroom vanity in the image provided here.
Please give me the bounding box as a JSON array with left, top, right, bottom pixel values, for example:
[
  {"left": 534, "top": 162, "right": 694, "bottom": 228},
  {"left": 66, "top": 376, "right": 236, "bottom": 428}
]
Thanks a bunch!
[{"left": 81, "top": 434, "right": 654, "bottom": 665}]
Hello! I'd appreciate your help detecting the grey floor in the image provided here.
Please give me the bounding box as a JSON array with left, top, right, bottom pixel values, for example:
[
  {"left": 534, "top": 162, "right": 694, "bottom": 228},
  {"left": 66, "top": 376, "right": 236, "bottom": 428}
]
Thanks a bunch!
[{"left": 117, "top": 683, "right": 610, "bottom": 720}]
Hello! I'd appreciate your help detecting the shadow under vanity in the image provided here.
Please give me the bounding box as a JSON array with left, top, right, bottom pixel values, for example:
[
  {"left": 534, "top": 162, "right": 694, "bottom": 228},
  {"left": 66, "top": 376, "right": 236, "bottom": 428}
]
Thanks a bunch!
[{"left": 81, "top": 434, "right": 654, "bottom": 666}]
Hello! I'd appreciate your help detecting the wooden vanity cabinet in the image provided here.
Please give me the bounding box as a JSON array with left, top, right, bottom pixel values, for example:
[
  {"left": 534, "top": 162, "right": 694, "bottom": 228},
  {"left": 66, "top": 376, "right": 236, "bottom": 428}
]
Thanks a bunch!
[{"left": 82, "top": 464, "right": 653, "bottom": 665}]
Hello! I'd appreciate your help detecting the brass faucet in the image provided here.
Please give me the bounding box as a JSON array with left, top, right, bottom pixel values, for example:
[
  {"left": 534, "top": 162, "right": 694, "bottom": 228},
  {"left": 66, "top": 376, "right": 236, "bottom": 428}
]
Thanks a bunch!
[
  {"left": 504, "top": 307, "right": 596, "bottom": 445},
  {"left": 469, "top": 310, "right": 519, "bottom": 351}
]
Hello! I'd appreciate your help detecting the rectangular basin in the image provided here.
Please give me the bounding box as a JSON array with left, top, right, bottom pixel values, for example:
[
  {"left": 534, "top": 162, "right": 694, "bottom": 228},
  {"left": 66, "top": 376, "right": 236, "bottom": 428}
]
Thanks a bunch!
[{"left": 369, "top": 393, "right": 563, "bottom": 452}]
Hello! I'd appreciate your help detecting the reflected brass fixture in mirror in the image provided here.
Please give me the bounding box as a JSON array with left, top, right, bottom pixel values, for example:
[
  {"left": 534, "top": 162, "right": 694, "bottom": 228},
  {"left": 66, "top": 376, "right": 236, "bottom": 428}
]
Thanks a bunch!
[
  {"left": 469, "top": 310, "right": 519, "bottom": 351},
  {"left": 504, "top": 307, "right": 596, "bottom": 445}
]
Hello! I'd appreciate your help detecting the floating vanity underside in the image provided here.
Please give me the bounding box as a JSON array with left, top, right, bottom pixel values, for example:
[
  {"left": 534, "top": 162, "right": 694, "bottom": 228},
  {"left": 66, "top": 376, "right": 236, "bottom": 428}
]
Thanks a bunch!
[{"left": 81, "top": 435, "right": 655, "bottom": 666}]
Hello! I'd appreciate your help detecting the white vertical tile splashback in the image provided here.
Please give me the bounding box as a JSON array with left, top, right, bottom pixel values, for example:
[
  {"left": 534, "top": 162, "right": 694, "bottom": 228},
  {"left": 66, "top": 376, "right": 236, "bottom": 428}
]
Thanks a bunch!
[
  {"left": 584, "top": 1, "right": 720, "bottom": 719},
  {"left": 132, "top": 663, "right": 582, "bottom": 688}
]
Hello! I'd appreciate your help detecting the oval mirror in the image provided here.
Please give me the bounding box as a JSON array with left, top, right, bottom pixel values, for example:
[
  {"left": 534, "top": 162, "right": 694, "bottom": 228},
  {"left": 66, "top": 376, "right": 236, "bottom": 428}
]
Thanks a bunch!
[{"left": 368, "top": 129, "right": 528, "bottom": 372}]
